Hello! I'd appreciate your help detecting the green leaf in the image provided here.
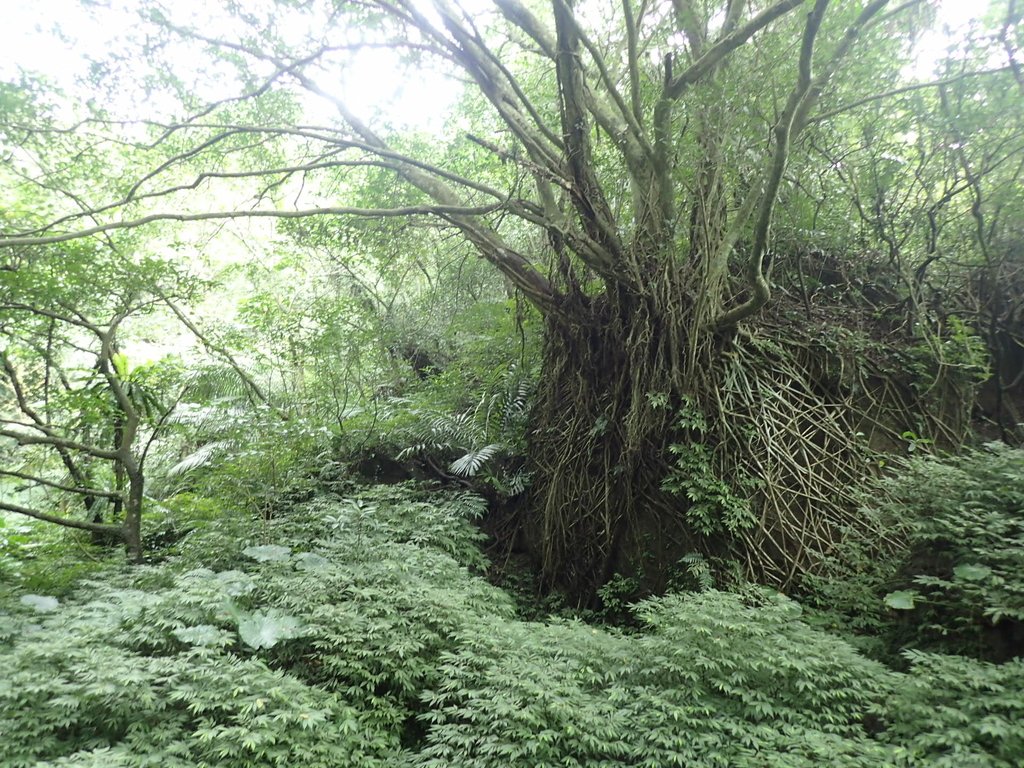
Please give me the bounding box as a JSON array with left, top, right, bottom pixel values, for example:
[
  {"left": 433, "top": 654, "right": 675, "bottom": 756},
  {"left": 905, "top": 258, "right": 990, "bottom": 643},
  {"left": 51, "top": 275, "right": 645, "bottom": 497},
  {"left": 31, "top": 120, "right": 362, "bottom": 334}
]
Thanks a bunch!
[
  {"left": 243, "top": 544, "right": 292, "bottom": 562},
  {"left": 20, "top": 594, "right": 60, "bottom": 612},
  {"left": 214, "top": 570, "right": 257, "bottom": 596},
  {"left": 173, "top": 624, "right": 231, "bottom": 647},
  {"left": 952, "top": 563, "right": 992, "bottom": 581},
  {"left": 884, "top": 590, "right": 920, "bottom": 610},
  {"left": 294, "top": 552, "right": 331, "bottom": 572},
  {"left": 450, "top": 443, "right": 501, "bottom": 476},
  {"left": 111, "top": 352, "right": 130, "bottom": 378},
  {"left": 237, "top": 609, "right": 306, "bottom": 650}
]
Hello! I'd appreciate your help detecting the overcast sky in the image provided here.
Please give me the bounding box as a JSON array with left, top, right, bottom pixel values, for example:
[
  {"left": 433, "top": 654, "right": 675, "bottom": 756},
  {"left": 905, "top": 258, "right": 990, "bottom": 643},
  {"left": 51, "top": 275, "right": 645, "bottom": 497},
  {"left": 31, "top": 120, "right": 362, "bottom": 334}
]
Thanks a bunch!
[{"left": 2, "top": 1, "right": 993, "bottom": 130}]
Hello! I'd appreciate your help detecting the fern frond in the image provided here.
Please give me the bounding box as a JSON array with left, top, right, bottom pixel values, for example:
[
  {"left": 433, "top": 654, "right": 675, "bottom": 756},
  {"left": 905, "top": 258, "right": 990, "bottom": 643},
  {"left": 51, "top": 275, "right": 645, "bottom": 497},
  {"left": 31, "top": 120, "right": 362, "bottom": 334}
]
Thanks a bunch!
[
  {"left": 681, "top": 552, "right": 714, "bottom": 592},
  {"left": 166, "top": 441, "right": 230, "bottom": 477},
  {"left": 450, "top": 443, "right": 502, "bottom": 477},
  {"left": 502, "top": 469, "right": 531, "bottom": 496}
]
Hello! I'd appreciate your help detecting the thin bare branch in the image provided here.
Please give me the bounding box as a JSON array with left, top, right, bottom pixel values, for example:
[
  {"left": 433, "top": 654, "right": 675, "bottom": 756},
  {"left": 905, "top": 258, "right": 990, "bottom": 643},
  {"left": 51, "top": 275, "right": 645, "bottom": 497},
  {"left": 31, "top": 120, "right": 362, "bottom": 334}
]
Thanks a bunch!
[
  {"left": 0, "top": 351, "right": 95, "bottom": 493},
  {"left": 811, "top": 66, "right": 1015, "bottom": 124},
  {"left": 0, "top": 427, "right": 122, "bottom": 462},
  {"left": 0, "top": 469, "right": 123, "bottom": 500},
  {"left": 395, "top": 0, "right": 565, "bottom": 173},
  {"left": 0, "top": 499, "right": 123, "bottom": 536},
  {"left": 0, "top": 302, "right": 101, "bottom": 333},
  {"left": 0, "top": 202, "right": 506, "bottom": 248}
]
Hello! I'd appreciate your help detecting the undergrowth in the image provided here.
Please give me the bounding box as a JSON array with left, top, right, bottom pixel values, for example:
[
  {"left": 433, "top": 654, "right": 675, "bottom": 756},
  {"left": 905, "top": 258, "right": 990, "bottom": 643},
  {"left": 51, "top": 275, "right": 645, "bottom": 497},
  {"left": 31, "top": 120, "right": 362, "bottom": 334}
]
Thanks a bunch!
[
  {"left": 802, "top": 443, "right": 1024, "bottom": 662},
  {"left": 1, "top": 480, "right": 1022, "bottom": 767}
]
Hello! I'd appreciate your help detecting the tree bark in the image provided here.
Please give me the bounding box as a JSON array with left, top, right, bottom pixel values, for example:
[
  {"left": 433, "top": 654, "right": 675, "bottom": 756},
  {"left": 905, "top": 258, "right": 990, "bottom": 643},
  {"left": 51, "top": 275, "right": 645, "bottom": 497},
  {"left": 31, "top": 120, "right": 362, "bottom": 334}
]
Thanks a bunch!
[{"left": 123, "top": 470, "right": 146, "bottom": 563}]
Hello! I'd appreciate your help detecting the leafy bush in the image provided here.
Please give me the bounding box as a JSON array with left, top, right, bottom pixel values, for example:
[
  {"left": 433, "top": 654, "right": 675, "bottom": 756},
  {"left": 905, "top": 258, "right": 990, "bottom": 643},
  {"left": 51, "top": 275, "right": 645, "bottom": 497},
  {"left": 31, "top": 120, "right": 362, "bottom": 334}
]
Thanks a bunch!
[
  {"left": 418, "top": 590, "right": 898, "bottom": 767},
  {"left": 157, "top": 403, "right": 331, "bottom": 521},
  {"left": 882, "top": 651, "right": 1024, "bottom": 766},
  {"left": 801, "top": 443, "right": 1024, "bottom": 661},
  {"left": 878, "top": 444, "right": 1024, "bottom": 659},
  {"left": 0, "top": 515, "right": 120, "bottom": 598},
  {"left": 0, "top": 575, "right": 392, "bottom": 768},
  {"left": 3, "top": 483, "right": 1021, "bottom": 768},
  {"left": 330, "top": 298, "right": 540, "bottom": 496},
  {"left": 395, "top": 363, "right": 535, "bottom": 496},
  {"left": 0, "top": 486, "right": 504, "bottom": 767}
]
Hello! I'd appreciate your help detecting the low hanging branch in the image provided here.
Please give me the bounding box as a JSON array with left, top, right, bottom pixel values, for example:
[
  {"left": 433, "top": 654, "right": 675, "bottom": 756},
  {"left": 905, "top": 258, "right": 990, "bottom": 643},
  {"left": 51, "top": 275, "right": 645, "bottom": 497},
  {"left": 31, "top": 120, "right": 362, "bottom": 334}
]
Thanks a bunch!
[
  {"left": 0, "top": 498, "right": 123, "bottom": 536},
  {"left": 0, "top": 203, "right": 506, "bottom": 249},
  {"left": 0, "top": 469, "right": 122, "bottom": 500}
]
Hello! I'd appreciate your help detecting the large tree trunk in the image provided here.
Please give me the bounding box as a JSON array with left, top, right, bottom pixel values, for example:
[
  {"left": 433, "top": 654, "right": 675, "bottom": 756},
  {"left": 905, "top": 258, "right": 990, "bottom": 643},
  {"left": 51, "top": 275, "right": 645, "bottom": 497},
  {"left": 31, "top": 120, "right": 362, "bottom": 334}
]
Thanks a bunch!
[
  {"left": 526, "top": 290, "right": 692, "bottom": 601},
  {"left": 523, "top": 284, "right": 918, "bottom": 604}
]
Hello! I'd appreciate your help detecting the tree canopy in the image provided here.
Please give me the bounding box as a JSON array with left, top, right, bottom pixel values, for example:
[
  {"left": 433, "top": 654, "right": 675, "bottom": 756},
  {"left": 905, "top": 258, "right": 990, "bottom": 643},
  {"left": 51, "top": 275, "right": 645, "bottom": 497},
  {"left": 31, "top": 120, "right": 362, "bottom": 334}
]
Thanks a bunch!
[
  {"left": 1, "top": 0, "right": 1022, "bottom": 596},
  {"left": 1, "top": 5, "right": 1023, "bottom": 765}
]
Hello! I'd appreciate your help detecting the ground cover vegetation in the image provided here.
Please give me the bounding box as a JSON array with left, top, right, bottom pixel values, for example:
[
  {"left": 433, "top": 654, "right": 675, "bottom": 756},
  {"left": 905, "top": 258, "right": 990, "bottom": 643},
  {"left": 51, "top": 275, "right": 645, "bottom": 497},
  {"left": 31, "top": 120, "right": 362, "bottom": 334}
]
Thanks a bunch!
[
  {"left": 2, "top": 479, "right": 1023, "bottom": 766},
  {"left": 1, "top": 0, "right": 1023, "bottom": 763}
]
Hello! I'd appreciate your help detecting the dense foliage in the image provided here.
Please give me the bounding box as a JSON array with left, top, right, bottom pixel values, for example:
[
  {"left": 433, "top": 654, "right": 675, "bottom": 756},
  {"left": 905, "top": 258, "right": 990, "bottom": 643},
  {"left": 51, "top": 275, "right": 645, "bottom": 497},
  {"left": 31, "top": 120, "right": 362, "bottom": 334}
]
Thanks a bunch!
[
  {"left": 4, "top": 0, "right": 1021, "bottom": 599},
  {"left": 2, "top": 482, "right": 1022, "bottom": 767},
  {"left": 1, "top": 1, "right": 1022, "bottom": 764}
]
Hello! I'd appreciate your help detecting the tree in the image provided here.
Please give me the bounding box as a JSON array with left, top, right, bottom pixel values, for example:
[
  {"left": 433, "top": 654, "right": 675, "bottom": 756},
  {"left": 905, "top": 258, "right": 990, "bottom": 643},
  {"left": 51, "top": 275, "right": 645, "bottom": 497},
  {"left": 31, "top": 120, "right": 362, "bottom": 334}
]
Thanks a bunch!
[
  {"left": 0, "top": 237, "right": 191, "bottom": 560},
  {"left": 0, "top": 0, "right": 1016, "bottom": 598}
]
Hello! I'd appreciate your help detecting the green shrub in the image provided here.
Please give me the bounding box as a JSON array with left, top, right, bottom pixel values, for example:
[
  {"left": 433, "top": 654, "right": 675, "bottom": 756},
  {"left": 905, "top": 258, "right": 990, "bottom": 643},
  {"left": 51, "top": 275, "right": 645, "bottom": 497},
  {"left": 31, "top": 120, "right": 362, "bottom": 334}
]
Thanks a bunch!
[
  {"left": 882, "top": 651, "right": 1024, "bottom": 766},
  {"left": 0, "top": 577, "right": 393, "bottom": 768},
  {"left": 0, "top": 486, "right": 504, "bottom": 766},
  {"left": 879, "top": 443, "right": 1024, "bottom": 659},
  {"left": 417, "top": 590, "right": 899, "bottom": 767},
  {"left": 0, "top": 515, "right": 121, "bottom": 598},
  {"left": 3, "top": 483, "right": 1021, "bottom": 768},
  {"left": 801, "top": 443, "right": 1024, "bottom": 661}
]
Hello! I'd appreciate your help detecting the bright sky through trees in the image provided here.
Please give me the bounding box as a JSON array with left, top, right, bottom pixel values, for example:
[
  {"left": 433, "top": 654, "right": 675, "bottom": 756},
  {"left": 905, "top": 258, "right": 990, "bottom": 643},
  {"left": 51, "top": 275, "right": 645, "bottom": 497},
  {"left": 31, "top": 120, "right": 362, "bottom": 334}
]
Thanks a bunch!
[
  {"left": 1, "top": 0, "right": 465, "bottom": 132},
  {"left": 2, "top": 0, "right": 991, "bottom": 131}
]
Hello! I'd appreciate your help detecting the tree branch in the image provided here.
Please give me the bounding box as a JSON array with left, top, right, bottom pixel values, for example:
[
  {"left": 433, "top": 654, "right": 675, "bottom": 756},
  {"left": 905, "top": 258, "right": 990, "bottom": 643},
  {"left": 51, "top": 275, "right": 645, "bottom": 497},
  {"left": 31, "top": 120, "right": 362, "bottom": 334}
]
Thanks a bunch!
[
  {"left": 715, "top": 0, "right": 831, "bottom": 330},
  {"left": 22, "top": 122, "right": 515, "bottom": 238},
  {"left": 0, "top": 469, "right": 123, "bottom": 500},
  {"left": 665, "top": 0, "right": 805, "bottom": 100},
  {"left": 671, "top": 0, "right": 706, "bottom": 58},
  {"left": 0, "top": 203, "right": 506, "bottom": 248},
  {"left": 280, "top": 53, "right": 563, "bottom": 312},
  {"left": 409, "top": 0, "right": 565, "bottom": 171},
  {"left": 810, "top": 66, "right": 1015, "bottom": 124},
  {"left": 552, "top": 0, "right": 652, "bottom": 160},
  {"left": 622, "top": 0, "right": 643, "bottom": 127},
  {"left": 0, "top": 499, "right": 123, "bottom": 536},
  {"left": 0, "top": 427, "right": 122, "bottom": 462},
  {"left": 495, "top": 0, "right": 556, "bottom": 57},
  {"left": 159, "top": 296, "right": 286, "bottom": 419},
  {"left": 553, "top": 0, "right": 623, "bottom": 272},
  {"left": 1, "top": 352, "right": 95, "bottom": 496}
]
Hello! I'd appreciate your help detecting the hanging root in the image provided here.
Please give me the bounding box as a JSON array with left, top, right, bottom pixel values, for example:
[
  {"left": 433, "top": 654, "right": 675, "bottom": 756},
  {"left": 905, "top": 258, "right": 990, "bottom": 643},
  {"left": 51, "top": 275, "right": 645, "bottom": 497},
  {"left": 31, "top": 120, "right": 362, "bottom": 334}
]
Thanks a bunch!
[
  {"left": 524, "top": 297, "right": 975, "bottom": 601},
  {"left": 711, "top": 333, "right": 883, "bottom": 586}
]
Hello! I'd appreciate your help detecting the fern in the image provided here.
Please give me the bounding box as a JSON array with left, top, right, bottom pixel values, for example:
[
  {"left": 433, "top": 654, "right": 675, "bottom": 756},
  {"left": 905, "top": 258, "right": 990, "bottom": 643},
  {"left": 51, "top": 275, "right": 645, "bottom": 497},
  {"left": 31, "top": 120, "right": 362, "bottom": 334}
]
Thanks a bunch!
[
  {"left": 3, "top": 485, "right": 1022, "bottom": 768},
  {"left": 397, "top": 365, "right": 534, "bottom": 492},
  {"left": 678, "top": 552, "right": 714, "bottom": 592},
  {"left": 166, "top": 440, "right": 231, "bottom": 477},
  {"left": 449, "top": 443, "right": 502, "bottom": 477}
]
